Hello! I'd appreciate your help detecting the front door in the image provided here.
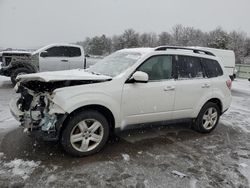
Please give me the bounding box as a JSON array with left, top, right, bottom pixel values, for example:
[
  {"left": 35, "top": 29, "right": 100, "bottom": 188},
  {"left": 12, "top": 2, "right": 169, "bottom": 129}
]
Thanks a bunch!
[
  {"left": 39, "top": 46, "right": 70, "bottom": 72},
  {"left": 121, "top": 55, "right": 176, "bottom": 125}
]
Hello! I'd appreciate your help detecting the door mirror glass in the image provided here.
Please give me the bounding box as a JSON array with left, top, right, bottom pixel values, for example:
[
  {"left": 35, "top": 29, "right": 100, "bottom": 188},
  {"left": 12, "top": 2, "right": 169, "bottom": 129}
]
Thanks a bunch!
[
  {"left": 132, "top": 71, "right": 148, "bottom": 83},
  {"left": 40, "top": 51, "right": 48, "bottom": 58}
]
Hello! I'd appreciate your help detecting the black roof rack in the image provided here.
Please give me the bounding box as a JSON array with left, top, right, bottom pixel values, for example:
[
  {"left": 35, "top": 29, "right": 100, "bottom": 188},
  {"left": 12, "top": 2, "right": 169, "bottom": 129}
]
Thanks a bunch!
[{"left": 154, "top": 46, "right": 215, "bottom": 56}]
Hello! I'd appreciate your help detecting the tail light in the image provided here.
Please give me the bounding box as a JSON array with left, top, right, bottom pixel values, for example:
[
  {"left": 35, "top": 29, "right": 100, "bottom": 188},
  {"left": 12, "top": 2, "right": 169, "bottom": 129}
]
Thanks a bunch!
[{"left": 226, "top": 79, "right": 232, "bottom": 90}]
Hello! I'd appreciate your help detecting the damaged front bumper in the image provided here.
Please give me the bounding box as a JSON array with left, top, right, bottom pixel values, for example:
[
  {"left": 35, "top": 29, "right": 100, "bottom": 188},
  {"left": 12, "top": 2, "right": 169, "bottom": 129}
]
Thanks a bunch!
[{"left": 9, "top": 93, "right": 67, "bottom": 141}]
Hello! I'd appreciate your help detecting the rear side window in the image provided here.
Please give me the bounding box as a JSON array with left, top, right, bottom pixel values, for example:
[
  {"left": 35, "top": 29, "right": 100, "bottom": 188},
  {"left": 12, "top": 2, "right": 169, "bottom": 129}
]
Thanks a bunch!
[
  {"left": 67, "top": 47, "right": 81, "bottom": 57},
  {"left": 176, "top": 56, "right": 204, "bottom": 79},
  {"left": 137, "top": 55, "right": 172, "bottom": 81},
  {"left": 202, "top": 58, "right": 223, "bottom": 78}
]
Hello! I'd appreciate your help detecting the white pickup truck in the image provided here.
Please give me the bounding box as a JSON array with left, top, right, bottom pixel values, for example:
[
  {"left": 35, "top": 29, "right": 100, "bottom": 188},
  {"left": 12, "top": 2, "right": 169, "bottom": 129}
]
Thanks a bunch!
[{"left": 0, "top": 44, "right": 85, "bottom": 84}]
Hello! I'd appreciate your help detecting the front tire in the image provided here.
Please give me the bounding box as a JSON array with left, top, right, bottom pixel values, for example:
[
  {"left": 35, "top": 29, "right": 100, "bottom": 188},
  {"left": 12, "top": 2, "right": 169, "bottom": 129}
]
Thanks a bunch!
[
  {"left": 193, "top": 102, "right": 220, "bottom": 133},
  {"left": 61, "top": 110, "right": 110, "bottom": 157}
]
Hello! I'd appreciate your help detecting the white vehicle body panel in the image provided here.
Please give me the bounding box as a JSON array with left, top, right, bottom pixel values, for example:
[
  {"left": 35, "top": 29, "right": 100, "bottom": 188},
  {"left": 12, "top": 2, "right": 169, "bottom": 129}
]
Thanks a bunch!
[
  {"left": 173, "top": 78, "right": 212, "bottom": 119},
  {"left": 17, "top": 69, "right": 111, "bottom": 82},
  {"left": 122, "top": 79, "right": 176, "bottom": 125},
  {"left": 52, "top": 79, "right": 123, "bottom": 126},
  {"left": 39, "top": 56, "right": 69, "bottom": 71}
]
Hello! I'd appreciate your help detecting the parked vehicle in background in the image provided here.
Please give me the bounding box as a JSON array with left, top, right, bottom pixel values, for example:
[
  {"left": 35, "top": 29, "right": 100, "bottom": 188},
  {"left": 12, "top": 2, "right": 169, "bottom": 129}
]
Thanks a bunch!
[
  {"left": 191, "top": 47, "right": 236, "bottom": 80},
  {"left": 85, "top": 55, "right": 103, "bottom": 68},
  {"left": 0, "top": 44, "right": 85, "bottom": 84},
  {"left": 10, "top": 46, "right": 232, "bottom": 157},
  {"left": 0, "top": 52, "right": 3, "bottom": 66}
]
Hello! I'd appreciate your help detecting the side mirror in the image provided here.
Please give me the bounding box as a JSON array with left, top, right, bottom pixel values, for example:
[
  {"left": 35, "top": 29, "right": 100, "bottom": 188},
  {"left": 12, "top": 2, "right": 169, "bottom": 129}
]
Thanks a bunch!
[
  {"left": 132, "top": 71, "right": 149, "bottom": 83},
  {"left": 40, "top": 51, "right": 48, "bottom": 58},
  {"left": 85, "top": 54, "right": 90, "bottom": 58}
]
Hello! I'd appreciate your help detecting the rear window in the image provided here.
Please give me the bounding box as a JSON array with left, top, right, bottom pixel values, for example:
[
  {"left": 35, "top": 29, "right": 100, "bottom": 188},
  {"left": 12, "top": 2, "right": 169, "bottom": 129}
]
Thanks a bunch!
[
  {"left": 202, "top": 58, "right": 223, "bottom": 78},
  {"left": 176, "top": 55, "right": 204, "bottom": 79}
]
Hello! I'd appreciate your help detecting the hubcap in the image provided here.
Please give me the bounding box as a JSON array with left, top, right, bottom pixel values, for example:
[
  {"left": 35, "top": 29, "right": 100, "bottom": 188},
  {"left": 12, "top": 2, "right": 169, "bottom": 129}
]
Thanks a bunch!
[
  {"left": 202, "top": 107, "right": 218, "bottom": 130},
  {"left": 70, "top": 119, "right": 104, "bottom": 152}
]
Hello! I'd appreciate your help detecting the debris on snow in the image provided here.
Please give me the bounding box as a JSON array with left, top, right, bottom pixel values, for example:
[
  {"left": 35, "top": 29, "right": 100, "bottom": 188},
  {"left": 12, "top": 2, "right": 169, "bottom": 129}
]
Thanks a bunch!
[
  {"left": 122, "top": 154, "right": 130, "bottom": 161},
  {"left": 138, "top": 151, "right": 143, "bottom": 155},
  {"left": 203, "top": 145, "right": 217, "bottom": 150},
  {"left": 239, "top": 163, "right": 248, "bottom": 168},
  {"left": 3, "top": 159, "right": 40, "bottom": 180},
  {"left": 46, "top": 174, "right": 57, "bottom": 185},
  {"left": 171, "top": 170, "right": 187, "bottom": 178}
]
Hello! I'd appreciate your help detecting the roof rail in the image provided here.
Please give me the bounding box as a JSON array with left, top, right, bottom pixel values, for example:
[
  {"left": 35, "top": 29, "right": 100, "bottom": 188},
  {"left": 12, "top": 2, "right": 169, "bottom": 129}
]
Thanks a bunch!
[{"left": 154, "top": 46, "right": 215, "bottom": 56}]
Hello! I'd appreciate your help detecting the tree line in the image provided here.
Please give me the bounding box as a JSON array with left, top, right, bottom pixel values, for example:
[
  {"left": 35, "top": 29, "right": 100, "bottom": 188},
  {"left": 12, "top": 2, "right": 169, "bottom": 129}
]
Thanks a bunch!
[{"left": 76, "top": 25, "right": 250, "bottom": 64}]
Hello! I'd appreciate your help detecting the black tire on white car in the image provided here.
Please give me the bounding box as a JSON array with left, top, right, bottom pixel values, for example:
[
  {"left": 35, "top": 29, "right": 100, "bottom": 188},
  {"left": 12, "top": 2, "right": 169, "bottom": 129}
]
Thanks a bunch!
[
  {"left": 193, "top": 102, "right": 220, "bottom": 133},
  {"left": 10, "top": 67, "right": 33, "bottom": 85},
  {"left": 61, "top": 110, "right": 110, "bottom": 157}
]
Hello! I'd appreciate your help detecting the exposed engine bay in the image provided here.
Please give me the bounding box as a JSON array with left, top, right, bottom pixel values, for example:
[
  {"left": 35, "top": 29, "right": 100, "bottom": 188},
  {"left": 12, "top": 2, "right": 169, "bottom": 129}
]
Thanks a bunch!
[{"left": 12, "top": 79, "right": 110, "bottom": 140}]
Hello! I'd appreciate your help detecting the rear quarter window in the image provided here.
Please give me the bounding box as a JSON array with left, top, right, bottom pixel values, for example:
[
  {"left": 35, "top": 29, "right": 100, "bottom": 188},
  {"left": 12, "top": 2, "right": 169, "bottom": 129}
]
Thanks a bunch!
[{"left": 202, "top": 58, "right": 223, "bottom": 78}]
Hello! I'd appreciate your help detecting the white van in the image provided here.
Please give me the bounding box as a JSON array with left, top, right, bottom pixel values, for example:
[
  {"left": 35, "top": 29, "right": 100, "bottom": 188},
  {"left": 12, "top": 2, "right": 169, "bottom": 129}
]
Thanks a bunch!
[{"left": 191, "top": 47, "right": 236, "bottom": 80}]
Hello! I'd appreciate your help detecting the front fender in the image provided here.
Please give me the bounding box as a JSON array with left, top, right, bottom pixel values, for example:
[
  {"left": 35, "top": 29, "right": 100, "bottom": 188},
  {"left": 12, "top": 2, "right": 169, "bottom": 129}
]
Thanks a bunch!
[{"left": 52, "top": 91, "right": 121, "bottom": 126}]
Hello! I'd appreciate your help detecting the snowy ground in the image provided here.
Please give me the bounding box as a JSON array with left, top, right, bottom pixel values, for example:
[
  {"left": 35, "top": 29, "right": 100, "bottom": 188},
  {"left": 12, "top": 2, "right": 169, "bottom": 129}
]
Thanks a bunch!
[{"left": 0, "top": 76, "right": 250, "bottom": 188}]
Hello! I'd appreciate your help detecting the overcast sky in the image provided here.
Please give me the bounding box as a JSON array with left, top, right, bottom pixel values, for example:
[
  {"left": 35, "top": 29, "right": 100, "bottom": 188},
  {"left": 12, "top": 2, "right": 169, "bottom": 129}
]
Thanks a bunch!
[{"left": 0, "top": 0, "right": 249, "bottom": 49}]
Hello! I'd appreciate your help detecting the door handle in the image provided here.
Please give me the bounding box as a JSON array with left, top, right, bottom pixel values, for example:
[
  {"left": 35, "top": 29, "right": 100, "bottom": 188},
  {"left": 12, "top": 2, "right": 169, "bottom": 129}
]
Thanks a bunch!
[
  {"left": 201, "top": 83, "right": 210, "bottom": 88},
  {"left": 61, "top": 59, "right": 68, "bottom": 62},
  {"left": 164, "top": 86, "right": 175, "bottom": 91}
]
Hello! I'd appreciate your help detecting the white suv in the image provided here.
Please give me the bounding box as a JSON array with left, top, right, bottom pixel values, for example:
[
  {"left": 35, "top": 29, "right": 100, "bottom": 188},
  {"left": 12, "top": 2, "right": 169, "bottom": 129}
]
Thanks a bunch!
[{"left": 10, "top": 46, "right": 232, "bottom": 156}]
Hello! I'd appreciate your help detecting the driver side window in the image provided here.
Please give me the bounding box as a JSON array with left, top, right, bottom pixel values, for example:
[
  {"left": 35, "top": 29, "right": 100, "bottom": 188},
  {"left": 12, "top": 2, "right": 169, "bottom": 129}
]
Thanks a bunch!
[
  {"left": 45, "top": 46, "right": 69, "bottom": 57},
  {"left": 137, "top": 55, "right": 173, "bottom": 81}
]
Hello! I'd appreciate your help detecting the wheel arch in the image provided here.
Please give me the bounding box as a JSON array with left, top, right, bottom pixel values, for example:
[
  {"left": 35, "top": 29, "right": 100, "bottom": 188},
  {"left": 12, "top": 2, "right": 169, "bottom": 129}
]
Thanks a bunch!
[
  {"left": 60, "top": 104, "right": 116, "bottom": 138},
  {"left": 206, "top": 98, "right": 222, "bottom": 113},
  {"left": 197, "top": 98, "right": 223, "bottom": 117},
  {"left": 11, "top": 63, "right": 38, "bottom": 73}
]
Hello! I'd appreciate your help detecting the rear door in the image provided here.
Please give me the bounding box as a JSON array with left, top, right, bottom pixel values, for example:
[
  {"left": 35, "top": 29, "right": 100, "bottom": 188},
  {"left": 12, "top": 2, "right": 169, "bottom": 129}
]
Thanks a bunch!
[
  {"left": 39, "top": 46, "right": 70, "bottom": 71},
  {"left": 67, "top": 46, "right": 84, "bottom": 69},
  {"left": 201, "top": 58, "right": 229, "bottom": 103},
  {"left": 173, "top": 55, "right": 212, "bottom": 119}
]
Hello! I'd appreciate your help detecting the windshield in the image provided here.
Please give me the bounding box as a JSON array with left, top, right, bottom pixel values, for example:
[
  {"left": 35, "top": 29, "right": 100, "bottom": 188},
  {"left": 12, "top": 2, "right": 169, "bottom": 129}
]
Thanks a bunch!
[{"left": 88, "top": 51, "right": 142, "bottom": 77}]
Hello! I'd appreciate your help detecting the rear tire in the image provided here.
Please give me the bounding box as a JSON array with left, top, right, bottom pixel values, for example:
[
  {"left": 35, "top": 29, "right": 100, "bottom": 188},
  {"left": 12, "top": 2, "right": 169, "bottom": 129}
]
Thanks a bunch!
[
  {"left": 193, "top": 102, "right": 220, "bottom": 133},
  {"left": 10, "top": 67, "right": 33, "bottom": 85},
  {"left": 61, "top": 110, "right": 110, "bottom": 157}
]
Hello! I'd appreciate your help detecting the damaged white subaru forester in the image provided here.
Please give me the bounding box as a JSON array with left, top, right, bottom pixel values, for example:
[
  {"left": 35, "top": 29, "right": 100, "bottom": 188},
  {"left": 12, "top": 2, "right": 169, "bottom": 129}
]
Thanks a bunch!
[{"left": 10, "top": 46, "right": 232, "bottom": 157}]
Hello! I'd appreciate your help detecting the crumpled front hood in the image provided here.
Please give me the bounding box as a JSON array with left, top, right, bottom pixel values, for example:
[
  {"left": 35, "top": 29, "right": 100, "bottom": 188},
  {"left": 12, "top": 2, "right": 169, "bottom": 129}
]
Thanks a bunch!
[{"left": 17, "top": 69, "right": 112, "bottom": 82}]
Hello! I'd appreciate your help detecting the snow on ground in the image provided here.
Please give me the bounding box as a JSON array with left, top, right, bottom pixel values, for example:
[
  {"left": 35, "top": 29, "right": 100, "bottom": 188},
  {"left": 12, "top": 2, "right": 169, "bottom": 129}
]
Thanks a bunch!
[
  {"left": 1, "top": 158, "right": 41, "bottom": 180},
  {"left": 221, "top": 78, "right": 250, "bottom": 133},
  {"left": 0, "top": 76, "right": 18, "bottom": 134}
]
